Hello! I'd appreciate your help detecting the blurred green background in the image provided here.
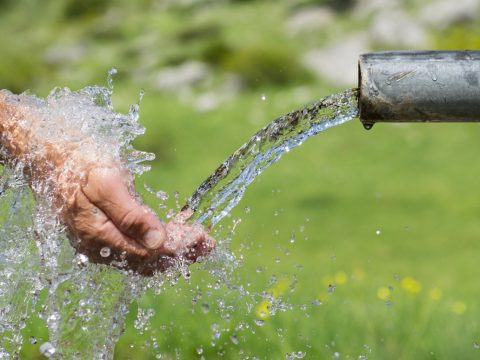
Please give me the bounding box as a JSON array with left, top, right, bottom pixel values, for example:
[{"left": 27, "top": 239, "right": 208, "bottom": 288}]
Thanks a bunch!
[{"left": 2, "top": 0, "right": 480, "bottom": 358}]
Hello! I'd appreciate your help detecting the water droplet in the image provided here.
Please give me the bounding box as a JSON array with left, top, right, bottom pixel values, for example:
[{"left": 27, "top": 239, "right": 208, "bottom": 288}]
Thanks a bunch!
[
  {"left": 166, "top": 209, "right": 176, "bottom": 219},
  {"left": 156, "top": 190, "right": 169, "bottom": 201},
  {"left": 29, "top": 336, "right": 37, "bottom": 344},
  {"left": 254, "top": 319, "right": 265, "bottom": 326},
  {"left": 244, "top": 206, "right": 251, "bottom": 213},
  {"left": 40, "top": 342, "right": 56, "bottom": 358},
  {"left": 261, "top": 94, "right": 267, "bottom": 101},
  {"left": 334, "top": 352, "right": 340, "bottom": 358},
  {"left": 201, "top": 303, "right": 210, "bottom": 314},
  {"left": 230, "top": 334, "right": 239, "bottom": 344},
  {"left": 196, "top": 346, "right": 204, "bottom": 355},
  {"left": 100, "top": 246, "right": 111, "bottom": 258},
  {"left": 474, "top": 342, "right": 480, "bottom": 349},
  {"left": 290, "top": 233, "right": 295, "bottom": 243},
  {"left": 286, "top": 351, "right": 307, "bottom": 359},
  {"left": 76, "top": 253, "right": 89, "bottom": 266},
  {"left": 107, "top": 67, "right": 118, "bottom": 89},
  {"left": 375, "top": 229, "right": 381, "bottom": 236}
]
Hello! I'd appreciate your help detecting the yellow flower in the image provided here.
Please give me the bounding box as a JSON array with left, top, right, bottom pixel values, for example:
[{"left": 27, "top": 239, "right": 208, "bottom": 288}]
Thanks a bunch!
[
  {"left": 255, "top": 277, "right": 291, "bottom": 319},
  {"left": 429, "top": 288, "right": 442, "bottom": 301},
  {"left": 377, "top": 287, "right": 391, "bottom": 300},
  {"left": 401, "top": 277, "right": 422, "bottom": 295},
  {"left": 451, "top": 301, "right": 467, "bottom": 315},
  {"left": 334, "top": 271, "right": 348, "bottom": 285},
  {"left": 256, "top": 300, "right": 272, "bottom": 319}
]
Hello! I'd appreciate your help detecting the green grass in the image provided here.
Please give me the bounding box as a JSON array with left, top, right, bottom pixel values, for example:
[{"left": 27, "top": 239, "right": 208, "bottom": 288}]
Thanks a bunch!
[
  {"left": 111, "top": 91, "right": 480, "bottom": 359},
  {"left": 2, "top": 0, "right": 480, "bottom": 359}
]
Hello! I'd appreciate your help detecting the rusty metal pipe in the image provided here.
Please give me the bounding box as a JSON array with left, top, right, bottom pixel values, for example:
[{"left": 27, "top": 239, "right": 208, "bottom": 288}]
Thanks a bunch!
[{"left": 358, "top": 50, "right": 480, "bottom": 129}]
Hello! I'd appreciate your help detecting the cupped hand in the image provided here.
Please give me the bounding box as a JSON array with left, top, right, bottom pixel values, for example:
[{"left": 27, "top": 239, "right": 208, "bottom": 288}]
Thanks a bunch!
[{"left": 62, "top": 165, "right": 215, "bottom": 275}]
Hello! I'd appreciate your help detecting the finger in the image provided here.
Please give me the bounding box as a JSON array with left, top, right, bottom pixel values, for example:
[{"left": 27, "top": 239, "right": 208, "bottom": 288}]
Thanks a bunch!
[
  {"left": 164, "top": 221, "right": 215, "bottom": 260},
  {"left": 66, "top": 188, "right": 150, "bottom": 259},
  {"left": 183, "top": 233, "right": 216, "bottom": 262},
  {"left": 82, "top": 167, "right": 167, "bottom": 250}
]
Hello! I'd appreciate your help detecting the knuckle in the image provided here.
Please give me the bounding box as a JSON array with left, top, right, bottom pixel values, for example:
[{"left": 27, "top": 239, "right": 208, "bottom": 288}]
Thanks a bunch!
[{"left": 118, "top": 208, "right": 143, "bottom": 234}]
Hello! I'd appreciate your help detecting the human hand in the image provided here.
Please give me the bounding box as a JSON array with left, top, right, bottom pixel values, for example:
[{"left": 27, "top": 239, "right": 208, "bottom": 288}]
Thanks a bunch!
[
  {"left": 63, "top": 165, "right": 215, "bottom": 275},
  {"left": 0, "top": 90, "right": 215, "bottom": 275}
]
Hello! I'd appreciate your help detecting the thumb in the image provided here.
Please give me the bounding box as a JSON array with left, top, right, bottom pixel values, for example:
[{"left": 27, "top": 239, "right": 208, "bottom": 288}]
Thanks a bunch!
[{"left": 82, "top": 167, "right": 167, "bottom": 250}]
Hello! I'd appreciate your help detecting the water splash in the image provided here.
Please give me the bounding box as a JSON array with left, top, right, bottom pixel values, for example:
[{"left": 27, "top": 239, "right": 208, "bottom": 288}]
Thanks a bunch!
[
  {"left": 0, "top": 78, "right": 358, "bottom": 358},
  {"left": 184, "top": 89, "right": 358, "bottom": 226},
  {"left": 0, "top": 79, "right": 186, "bottom": 358}
]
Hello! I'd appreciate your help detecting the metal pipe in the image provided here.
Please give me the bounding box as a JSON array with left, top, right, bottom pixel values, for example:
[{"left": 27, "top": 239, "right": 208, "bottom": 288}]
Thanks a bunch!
[{"left": 358, "top": 50, "right": 480, "bottom": 129}]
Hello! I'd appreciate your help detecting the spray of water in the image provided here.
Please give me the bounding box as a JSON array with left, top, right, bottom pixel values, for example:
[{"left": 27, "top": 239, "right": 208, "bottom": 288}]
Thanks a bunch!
[
  {"left": 0, "top": 77, "right": 358, "bottom": 358},
  {"left": 0, "top": 73, "right": 193, "bottom": 358}
]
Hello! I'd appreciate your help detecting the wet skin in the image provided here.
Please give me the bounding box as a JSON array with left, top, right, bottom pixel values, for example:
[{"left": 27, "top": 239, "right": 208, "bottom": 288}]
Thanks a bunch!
[{"left": 0, "top": 90, "right": 214, "bottom": 275}]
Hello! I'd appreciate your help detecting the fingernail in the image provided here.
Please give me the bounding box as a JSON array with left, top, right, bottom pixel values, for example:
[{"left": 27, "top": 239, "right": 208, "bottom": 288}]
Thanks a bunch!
[{"left": 143, "top": 229, "right": 165, "bottom": 250}]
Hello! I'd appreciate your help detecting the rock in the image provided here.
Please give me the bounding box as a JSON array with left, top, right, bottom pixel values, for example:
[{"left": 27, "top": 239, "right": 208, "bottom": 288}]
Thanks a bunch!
[
  {"left": 418, "top": 0, "right": 479, "bottom": 29},
  {"left": 301, "top": 34, "right": 370, "bottom": 86},
  {"left": 354, "top": 0, "right": 401, "bottom": 17},
  {"left": 153, "top": 61, "right": 209, "bottom": 91},
  {"left": 368, "top": 9, "right": 428, "bottom": 48},
  {"left": 285, "top": 6, "right": 334, "bottom": 34}
]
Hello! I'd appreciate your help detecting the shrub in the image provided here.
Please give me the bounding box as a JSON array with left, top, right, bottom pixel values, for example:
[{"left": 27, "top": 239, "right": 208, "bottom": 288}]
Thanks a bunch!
[{"left": 221, "top": 46, "right": 311, "bottom": 88}]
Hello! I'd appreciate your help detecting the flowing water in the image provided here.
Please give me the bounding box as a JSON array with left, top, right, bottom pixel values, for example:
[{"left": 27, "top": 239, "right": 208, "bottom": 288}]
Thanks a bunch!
[
  {"left": 184, "top": 88, "right": 359, "bottom": 226},
  {"left": 0, "top": 78, "right": 358, "bottom": 359}
]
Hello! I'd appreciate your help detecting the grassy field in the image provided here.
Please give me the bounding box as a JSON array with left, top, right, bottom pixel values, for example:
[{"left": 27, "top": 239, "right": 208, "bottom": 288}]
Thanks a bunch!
[{"left": 2, "top": 0, "right": 480, "bottom": 359}]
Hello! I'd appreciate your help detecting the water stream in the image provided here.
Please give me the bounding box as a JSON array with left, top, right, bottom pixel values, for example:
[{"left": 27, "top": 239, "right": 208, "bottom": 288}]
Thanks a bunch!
[
  {"left": 0, "top": 81, "right": 358, "bottom": 358},
  {"left": 184, "top": 88, "right": 359, "bottom": 226}
]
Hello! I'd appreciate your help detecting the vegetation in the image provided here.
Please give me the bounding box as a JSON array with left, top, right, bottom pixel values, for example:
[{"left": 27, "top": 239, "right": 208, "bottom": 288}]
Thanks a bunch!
[{"left": 1, "top": 0, "right": 480, "bottom": 358}]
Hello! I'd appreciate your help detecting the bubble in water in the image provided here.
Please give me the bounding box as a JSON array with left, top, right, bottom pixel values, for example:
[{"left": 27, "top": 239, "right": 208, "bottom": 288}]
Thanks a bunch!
[
  {"left": 100, "top": 247, "right": 111, "bottom": 258},
  {"left": 29, "top": 336, "right": 37, "bottom": 344},
  {"left": 40, "top": 342, "right": 56, "bottom": 358}
]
